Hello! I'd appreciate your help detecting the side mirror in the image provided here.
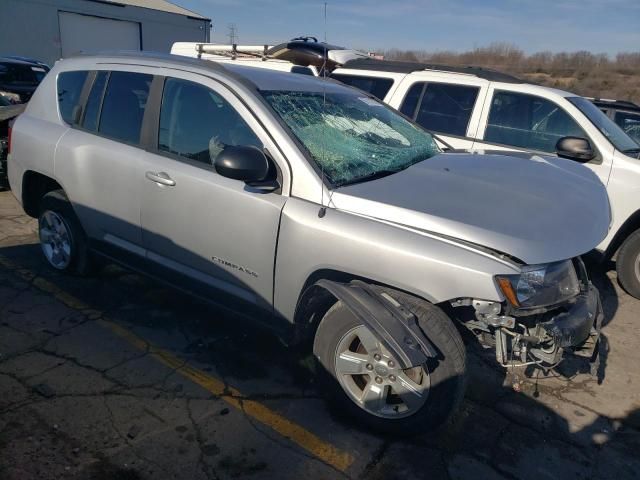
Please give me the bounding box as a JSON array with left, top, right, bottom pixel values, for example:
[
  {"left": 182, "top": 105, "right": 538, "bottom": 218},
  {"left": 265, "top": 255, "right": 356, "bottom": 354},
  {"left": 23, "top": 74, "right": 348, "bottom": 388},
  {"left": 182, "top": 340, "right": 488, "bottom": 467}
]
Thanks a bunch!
[
  {"left": 555, "top": 136, "right": 595, "bottom": 162},
  {"left": 214, "top": 145, "right": 270, "bottom": 183}
]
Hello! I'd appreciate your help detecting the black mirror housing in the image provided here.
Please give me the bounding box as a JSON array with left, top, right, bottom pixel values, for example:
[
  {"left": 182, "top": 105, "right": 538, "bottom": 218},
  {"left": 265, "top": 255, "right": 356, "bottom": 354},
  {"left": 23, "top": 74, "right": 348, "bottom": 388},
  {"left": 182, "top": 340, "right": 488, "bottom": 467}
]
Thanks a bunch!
[
  {"left": 214, "top": 145, "right": 270, "bottom": 183},
  {"left": 556, "top": 136, "right": 595, "bottom": 162}
]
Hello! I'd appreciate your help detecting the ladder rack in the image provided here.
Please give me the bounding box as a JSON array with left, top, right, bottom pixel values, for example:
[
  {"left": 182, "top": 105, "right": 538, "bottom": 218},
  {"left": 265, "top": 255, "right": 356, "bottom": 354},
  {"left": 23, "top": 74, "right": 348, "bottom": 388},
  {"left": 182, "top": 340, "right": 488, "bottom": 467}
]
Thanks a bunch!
[{"left": 195, "top": 43, "right": 275, "bottom": 61}]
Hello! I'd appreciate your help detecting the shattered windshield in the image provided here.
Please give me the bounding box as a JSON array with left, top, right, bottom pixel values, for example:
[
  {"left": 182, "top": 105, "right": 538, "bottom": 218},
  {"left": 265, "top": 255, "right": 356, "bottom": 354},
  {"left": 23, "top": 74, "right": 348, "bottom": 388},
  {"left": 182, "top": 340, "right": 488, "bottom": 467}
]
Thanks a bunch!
[{"left": 261, "top": 90, "right": 440, "bottom": 186}]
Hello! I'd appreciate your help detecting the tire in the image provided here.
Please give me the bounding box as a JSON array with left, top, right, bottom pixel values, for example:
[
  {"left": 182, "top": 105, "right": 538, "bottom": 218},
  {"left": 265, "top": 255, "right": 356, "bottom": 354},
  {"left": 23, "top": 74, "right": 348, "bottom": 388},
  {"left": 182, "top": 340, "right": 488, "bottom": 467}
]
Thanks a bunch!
[
  {"left": 313, "top": 289, "right": 466, "bottom": 435},
  {"left": 616, "top": 229, "right": 640, "bottom": 299},
  {"left": 38, "top": 190, "right": 92, "bottom": 275}
]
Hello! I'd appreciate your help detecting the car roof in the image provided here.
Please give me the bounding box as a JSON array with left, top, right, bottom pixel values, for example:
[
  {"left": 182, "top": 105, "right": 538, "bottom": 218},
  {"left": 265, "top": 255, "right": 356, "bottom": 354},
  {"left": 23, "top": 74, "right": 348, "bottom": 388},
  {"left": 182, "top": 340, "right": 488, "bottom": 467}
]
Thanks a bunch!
[
  {"left": 64, "top": 51, "right": 355, "bottom": 94},
  {"left": 341, "top": 57, "right": 526, "bottom": 83}
]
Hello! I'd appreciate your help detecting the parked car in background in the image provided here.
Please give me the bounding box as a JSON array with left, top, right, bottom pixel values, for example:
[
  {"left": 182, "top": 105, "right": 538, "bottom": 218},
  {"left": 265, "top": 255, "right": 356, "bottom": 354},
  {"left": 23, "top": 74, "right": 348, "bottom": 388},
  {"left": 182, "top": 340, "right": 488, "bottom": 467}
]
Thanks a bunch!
[
  {"left": 329, "top": 57, "right": 640, "bottom": 299},
  {"left": 3, "top": 56, "right": 50, "bottom": 69},
  {"left": 0, "top": 56, "right": 50, "bottom": 104},
  {"left": 0, "top": 95, "right": 25, "bottom": 189},
  {"left": 8, "top": 52, "right": 608, "bottom": 433},
  {"left": 591, "top": 98, "right": 640, "bottom": 145}
]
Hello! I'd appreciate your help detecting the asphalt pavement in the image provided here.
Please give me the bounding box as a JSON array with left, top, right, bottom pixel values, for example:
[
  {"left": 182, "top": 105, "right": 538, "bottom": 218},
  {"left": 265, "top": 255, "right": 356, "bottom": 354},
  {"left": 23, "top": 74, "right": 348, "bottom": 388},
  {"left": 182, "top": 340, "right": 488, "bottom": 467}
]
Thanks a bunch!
[{"left": 0, "top": 190, "right": 638, "bottom": 480}]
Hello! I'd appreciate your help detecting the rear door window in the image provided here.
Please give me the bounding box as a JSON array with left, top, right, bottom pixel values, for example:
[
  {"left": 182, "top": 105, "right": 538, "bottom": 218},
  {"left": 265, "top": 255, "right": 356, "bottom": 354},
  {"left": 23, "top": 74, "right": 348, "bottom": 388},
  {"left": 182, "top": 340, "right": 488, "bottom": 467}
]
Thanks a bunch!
[
  {"left": 158, "top": 77, "right": 261, "bottom": 166},
  {"left": 485, "top": 91, "right": 586, "bottom": 153},
  {"left": 330, "top": 74, "right": 394, "bottom": 100},
  {"left": 98, "top": 71, "right": 152, "bottom": 145},
  {"left": 57, "top": 70, "right": 89, "bottom": 125},
  {"left": 404, "top": 83, "right": 479, "bottom": 137}
]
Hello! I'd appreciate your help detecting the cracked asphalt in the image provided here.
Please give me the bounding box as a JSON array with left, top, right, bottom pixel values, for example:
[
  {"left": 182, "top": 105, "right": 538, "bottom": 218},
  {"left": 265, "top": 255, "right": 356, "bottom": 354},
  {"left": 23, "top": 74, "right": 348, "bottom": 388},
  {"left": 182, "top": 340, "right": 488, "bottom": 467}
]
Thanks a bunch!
[{"left": 0, "top": 190, "right": 639, "bottom": 480}]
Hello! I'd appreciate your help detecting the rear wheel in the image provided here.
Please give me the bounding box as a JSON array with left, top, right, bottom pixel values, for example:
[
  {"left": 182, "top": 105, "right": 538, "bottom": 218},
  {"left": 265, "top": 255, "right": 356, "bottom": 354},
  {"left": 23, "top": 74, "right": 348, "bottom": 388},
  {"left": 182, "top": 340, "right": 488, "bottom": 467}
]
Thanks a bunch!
[
  {"left": 616, "top": 229, "right": 640, "bottom": 299},
  {"left": 38, "top": 190, "right": 92, "bottom": 275},
  {"left": 313, "top": 290, "right": 466, "bottom": 435}
]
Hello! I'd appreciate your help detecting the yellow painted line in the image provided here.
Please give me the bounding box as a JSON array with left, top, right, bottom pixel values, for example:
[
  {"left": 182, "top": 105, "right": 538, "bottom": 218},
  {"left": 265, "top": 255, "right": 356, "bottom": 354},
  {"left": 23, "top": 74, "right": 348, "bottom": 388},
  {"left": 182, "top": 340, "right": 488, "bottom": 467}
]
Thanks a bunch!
[
  {"left": 0, "top": 254, "right": 354, "bottom": 472},
  {"left": 103, "top": 320, "right": 353, "bottom": 471}
]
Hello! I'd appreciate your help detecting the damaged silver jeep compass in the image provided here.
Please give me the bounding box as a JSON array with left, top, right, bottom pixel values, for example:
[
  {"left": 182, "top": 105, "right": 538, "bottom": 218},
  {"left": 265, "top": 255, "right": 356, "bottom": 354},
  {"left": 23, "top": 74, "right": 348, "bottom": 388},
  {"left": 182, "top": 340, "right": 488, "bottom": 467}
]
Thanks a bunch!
[{"left": 8, "top": 53, "right": 609, "bottom": 434}]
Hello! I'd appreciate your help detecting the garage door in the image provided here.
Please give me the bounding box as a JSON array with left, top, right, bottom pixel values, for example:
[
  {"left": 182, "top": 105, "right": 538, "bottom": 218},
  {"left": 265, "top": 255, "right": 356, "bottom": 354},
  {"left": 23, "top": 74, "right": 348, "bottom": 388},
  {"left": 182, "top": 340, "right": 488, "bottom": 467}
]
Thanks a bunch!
[{"left": 58, "top": 12, "right": 141, "bottom": 58}]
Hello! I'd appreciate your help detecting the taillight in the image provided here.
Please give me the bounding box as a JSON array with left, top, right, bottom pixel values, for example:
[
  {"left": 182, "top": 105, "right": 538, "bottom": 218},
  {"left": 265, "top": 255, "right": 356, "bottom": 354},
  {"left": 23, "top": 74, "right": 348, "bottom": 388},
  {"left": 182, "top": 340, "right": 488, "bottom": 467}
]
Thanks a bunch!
[{"left": 7, "top": 124, "right": 11, "bottom": 155}]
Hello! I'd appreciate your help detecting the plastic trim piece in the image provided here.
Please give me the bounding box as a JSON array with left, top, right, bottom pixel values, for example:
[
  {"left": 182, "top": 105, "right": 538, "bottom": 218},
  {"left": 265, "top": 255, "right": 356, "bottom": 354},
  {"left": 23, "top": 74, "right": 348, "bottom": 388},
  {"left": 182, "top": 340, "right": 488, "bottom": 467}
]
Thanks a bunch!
[{"left": 315, "top": 279, "right": 437, "bottom": 368}]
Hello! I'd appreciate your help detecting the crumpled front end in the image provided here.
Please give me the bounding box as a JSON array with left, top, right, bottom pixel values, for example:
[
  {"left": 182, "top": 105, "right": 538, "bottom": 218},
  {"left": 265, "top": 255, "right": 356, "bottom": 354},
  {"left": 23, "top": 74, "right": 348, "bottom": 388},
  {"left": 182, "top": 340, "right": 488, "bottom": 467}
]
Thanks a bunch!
[{"left": 451, "top": 257, "right": 602, "bottom": 371}]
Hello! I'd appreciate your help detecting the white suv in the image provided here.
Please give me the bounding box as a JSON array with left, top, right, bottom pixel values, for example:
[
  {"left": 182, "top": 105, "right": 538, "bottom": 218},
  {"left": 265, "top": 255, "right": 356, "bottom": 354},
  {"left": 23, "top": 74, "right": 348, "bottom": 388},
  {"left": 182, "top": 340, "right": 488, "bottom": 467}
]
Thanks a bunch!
[{"left": 331, "top": 58, "right": 640, "bottom": 298}]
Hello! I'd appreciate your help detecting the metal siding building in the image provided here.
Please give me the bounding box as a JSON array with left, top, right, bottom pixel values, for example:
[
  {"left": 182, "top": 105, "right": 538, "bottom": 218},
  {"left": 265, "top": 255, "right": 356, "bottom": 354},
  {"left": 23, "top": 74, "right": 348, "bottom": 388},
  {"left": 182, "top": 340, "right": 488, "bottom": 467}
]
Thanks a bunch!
[{"left": 0, "top": 0, "right": 211, "bottom": 66}]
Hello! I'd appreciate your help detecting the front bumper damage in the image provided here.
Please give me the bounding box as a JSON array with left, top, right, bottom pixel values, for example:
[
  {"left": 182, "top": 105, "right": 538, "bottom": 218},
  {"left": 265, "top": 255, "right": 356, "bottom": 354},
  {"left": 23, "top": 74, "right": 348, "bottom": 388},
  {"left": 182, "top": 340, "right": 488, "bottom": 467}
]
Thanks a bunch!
[
  {"left": 542, "top": 285, "right": 602, "bottom": 352},
  {"left": 527, "top": 285, "right": 603, "bottom": 366},
  {"left": 462, "top": 276, "right": 603, "bottom": 372}
]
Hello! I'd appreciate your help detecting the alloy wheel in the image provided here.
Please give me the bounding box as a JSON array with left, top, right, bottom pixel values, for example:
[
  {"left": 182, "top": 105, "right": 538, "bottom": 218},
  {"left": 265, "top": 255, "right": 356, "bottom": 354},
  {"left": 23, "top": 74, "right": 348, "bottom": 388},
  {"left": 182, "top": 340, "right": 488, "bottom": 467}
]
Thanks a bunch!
[
  {"left": 334, "top": 325, "right": 429, "bottom": 418},
  {"left": 39, "top": 210, "right": 72, "bottom": 269}
]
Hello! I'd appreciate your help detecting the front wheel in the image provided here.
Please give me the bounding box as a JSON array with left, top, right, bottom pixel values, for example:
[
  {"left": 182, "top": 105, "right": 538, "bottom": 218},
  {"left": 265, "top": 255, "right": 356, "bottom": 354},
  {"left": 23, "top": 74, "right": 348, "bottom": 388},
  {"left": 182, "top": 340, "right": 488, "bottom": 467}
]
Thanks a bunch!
[
  {"left": 616, "top": 229, "right": 640, "bottom": 300},
  {"left": 313, "top": 291, "right": 466, "bottom": 435}
]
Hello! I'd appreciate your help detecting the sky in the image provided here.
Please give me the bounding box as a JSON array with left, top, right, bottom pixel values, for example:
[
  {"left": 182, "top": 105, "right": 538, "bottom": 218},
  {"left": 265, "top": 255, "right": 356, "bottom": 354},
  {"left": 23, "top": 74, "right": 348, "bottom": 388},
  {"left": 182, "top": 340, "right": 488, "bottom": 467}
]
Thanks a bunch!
[{"left": 175, "top": 0, "right": 640, "bottom": 55}]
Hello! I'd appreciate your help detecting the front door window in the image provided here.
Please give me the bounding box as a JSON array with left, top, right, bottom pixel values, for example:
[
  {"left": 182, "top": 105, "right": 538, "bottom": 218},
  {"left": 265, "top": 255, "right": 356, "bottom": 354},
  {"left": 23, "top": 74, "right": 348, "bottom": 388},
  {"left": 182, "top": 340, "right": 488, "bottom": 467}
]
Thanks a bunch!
[{"left": 485, "top": 91, "right": 586, "bottom": 153}]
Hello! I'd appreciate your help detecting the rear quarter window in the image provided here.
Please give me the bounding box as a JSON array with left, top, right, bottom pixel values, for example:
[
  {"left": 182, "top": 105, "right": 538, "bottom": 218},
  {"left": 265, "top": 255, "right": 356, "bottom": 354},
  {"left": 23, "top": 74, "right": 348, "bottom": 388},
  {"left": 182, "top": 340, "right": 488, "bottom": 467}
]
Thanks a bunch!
[
  {"left": 57, "top": 71, "right": 89, "bottom": 125},
  {"left": 330, "top": 73, "right": 394, "bottom": 100}
]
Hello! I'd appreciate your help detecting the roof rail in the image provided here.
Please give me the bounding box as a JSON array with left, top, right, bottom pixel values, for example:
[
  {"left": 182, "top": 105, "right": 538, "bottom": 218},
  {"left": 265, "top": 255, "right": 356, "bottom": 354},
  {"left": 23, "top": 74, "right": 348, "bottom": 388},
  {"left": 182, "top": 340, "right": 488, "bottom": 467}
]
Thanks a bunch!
[
  {"left": 340, "top": 58, "right": 525, "bottom": 83},
  {"left": 589, "top": 97, "right": 640, "bottom": 110},
  {"left": 68, "top": 50, "right": 234, "bottom": 75}
]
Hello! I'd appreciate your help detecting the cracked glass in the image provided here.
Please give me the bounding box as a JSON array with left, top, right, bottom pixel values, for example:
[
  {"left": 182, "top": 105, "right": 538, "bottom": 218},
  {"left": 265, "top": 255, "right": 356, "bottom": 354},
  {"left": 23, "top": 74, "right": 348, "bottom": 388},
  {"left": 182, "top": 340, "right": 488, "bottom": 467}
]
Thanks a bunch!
[{"left": 261, "top": 90, "right": 440, "bottom": 186}]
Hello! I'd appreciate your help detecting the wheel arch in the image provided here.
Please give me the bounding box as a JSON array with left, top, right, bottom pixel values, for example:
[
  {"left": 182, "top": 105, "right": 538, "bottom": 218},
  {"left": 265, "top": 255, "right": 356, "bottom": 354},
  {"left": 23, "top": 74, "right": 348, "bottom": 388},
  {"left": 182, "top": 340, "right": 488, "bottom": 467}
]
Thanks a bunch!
[
  {"left": 604, "top": 209, "right": 640, "bottom": 260},
  {"left": 291, "top": 268, "right": 438, "bottom": 345},
  {"left": 21, "top": 170, "right": 64, "bottom": 217}
]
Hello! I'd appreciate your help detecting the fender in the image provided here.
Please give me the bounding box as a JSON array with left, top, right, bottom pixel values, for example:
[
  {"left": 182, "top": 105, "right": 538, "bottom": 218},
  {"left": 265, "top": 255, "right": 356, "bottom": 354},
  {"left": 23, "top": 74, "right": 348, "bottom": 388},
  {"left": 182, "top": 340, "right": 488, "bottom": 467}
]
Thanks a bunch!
[{"left": 313, "top": 279, "right": 437, "bottom": 368}]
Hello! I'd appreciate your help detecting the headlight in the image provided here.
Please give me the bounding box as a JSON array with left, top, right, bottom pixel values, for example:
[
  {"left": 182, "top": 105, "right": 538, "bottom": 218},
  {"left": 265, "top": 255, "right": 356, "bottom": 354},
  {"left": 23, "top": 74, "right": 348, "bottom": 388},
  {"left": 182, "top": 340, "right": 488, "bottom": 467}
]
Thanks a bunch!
[{"left": 496, "top": 260, "right": 580, "bottom": 308}]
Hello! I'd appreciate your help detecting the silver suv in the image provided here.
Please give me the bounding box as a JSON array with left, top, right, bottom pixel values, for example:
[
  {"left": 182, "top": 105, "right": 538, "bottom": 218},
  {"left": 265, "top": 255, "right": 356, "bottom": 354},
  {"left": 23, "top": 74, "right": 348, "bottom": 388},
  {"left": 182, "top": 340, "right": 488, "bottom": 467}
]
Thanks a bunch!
[{"left": 8, "top": 53, "right": 609, "bottom": 434}]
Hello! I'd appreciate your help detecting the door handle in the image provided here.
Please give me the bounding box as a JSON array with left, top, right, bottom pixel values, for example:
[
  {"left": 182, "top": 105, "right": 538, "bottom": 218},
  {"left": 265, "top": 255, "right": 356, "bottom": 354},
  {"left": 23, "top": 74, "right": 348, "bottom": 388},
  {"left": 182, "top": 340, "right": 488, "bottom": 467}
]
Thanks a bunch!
[{"left": 145, "top": 171, "right": 176, "bottom": 187}]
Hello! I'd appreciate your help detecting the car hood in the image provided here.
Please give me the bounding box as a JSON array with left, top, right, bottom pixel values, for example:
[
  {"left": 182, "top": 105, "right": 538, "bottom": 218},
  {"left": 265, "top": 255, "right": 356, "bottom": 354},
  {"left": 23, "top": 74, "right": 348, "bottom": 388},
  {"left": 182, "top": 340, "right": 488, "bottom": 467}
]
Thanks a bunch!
[{"left": 331, "top": 151, "right": 610, "bottom": 265}]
